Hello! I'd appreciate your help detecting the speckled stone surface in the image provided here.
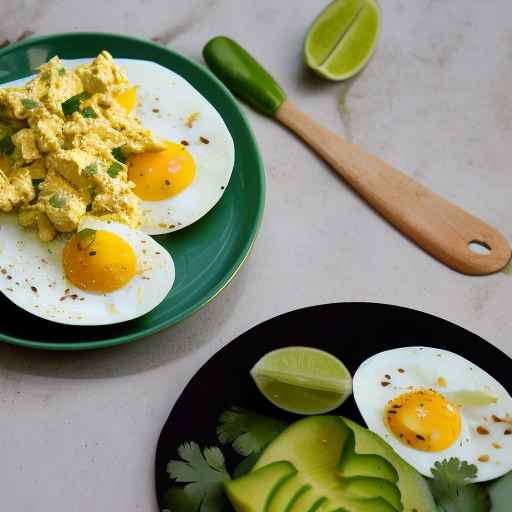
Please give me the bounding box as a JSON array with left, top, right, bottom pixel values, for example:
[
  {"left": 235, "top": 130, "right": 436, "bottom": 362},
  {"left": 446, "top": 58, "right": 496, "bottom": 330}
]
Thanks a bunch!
[{"left": 0, "top": 1, "right": 511, "bottom": 509}]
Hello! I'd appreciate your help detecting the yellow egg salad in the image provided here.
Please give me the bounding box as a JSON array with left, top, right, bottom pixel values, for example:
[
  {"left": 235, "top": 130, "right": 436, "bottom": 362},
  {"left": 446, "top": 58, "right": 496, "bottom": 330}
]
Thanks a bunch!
[{"left": 0, "top": 51, "right": 165, "bottom": 241}]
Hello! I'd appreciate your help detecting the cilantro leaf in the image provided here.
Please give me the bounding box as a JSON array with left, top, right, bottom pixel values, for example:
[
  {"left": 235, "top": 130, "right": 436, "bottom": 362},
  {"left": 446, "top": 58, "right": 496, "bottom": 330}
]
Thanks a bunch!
[
  {"left": 62, "top": 91, "right": 90, "bottom": 117},
  {"left": 167, "top": 442, "right": 231, "bottom": 512},
  {"left": 0, "top": 133, "right": 14, "bottom": 155},
  {"left": 112, "top": 146, "right": 127, "bottom": 163},
  {"left": 217, "top": 406, "right": 287, "bottom": 456},
  {"left": 58, "top": 67, "right": 66, "bottom": 76},
  {"left": 107, "top": 161, "right": 123, "bottom": 178},
  {"left": 81, "top": 106, "right": 98, "bottom": 119},
  {"left": 429, "top": 458, "right": 490, "bottom": 512},
  {"left": 21, "top": 98, "right": 39, "bottom": 110}
]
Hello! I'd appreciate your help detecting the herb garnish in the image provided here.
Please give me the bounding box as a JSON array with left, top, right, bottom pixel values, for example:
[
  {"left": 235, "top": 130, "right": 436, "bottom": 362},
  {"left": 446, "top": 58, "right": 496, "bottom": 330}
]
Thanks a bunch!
[
  {"left": 76, "top": 228, "right": 96, "bottom": 250},
  {"left": 0, "top": 134, "right": 14, "bottom": 155},
  {"left": 62, "top": 91, "right": 90, "bottom": 117},
  {"left": 49, "top": 193, "right": 67, "bottom": 209},
  {"left": 166, "top": 443, "right": 231, "bottom": 512},
  {"left": 83, "top": 162, "right": 98, "bottom": 177},
  {"left": 81, "top": 106, "right": 98, "bottom": 119},
  {"left": 58, "top": 67, "right": 66, "bottom": 76},
  {"left": 107, "top": 161, "right": 123, "bottom": 178},
  {"left": 21, "top": 98, "right": 39, "bottom": 110},
  {"left": 429, "top": 458, "right": 490, "bottom": 512},
  {"left": 111, "top": 146, "right": 127, "bottom": 163}
]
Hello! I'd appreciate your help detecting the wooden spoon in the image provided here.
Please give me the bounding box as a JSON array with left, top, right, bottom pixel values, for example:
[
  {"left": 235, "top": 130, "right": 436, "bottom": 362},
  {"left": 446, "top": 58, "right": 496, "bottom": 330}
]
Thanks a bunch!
[{"left": 203, "top": 37, "right": 511, "bottom": 275}]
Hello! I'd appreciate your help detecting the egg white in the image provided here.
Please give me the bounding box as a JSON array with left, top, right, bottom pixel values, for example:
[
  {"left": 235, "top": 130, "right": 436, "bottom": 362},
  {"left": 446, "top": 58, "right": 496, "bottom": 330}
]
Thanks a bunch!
[
  {"left": 0, "top": 214, "right": 174, "bottom": 326},
  {"left": 353, "top": 346, "right": 512, "bottom": 482}
]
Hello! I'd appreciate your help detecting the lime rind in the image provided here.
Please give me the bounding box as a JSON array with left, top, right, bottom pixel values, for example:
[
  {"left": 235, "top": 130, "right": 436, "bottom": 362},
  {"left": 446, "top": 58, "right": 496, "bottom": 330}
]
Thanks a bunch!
[{"left": 305, "top": 0, "right": 381, "bottom": 81}]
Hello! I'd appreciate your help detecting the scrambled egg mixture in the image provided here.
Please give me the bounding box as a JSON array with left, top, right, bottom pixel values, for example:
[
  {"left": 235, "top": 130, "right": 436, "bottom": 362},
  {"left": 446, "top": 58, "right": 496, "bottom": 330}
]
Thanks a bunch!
[{"left": 0, "top": 51, "right": 165, "bottom": 241}]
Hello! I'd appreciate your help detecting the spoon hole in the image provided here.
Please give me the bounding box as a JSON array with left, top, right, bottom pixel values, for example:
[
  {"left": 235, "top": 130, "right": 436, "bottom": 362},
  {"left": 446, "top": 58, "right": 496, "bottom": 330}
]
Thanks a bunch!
[{"left": 468, "top": 240, "right": 492, "bottom": 255}]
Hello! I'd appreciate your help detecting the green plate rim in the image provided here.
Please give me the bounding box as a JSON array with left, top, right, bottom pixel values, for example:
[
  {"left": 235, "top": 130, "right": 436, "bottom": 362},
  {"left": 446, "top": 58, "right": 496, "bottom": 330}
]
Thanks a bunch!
[{"left": 0, "top": 32, "right": 265, "bottom": 350}]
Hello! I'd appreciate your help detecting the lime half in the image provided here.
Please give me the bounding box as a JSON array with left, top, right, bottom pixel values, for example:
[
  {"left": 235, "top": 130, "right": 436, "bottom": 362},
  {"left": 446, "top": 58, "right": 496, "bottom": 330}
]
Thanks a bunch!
[
  {"left": 305, "top": 0, "right": 381, "bottom": 81},
  {"left": 250, "top": 347, "right": 353, "bottom": 415}
]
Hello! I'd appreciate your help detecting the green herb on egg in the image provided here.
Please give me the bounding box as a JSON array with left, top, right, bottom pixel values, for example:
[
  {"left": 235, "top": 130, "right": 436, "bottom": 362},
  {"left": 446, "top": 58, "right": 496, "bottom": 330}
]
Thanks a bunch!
[
  {"left": 49, "top": 193, "right": 67, "bottom": 208},
  {"left": 81, "top": 106, "right": 98, "bottom": 119},
  {"left": 0, "top": 134, "right": 14, "bottom": 155},
  {"left": 21, "top": 98, "right": 39, "bottom": 110},
  {"left": 62, "top": 91, "right": 90, "bottom": 117},
  {"left": 107, "top": 161, "right": 123, "bottom": 178}
]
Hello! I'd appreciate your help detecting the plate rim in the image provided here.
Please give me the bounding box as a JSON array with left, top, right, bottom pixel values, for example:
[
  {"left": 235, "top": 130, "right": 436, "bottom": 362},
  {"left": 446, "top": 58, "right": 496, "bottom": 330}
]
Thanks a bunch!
[{"left": 0, "top": 32, "right": 265, "bottom": 350}]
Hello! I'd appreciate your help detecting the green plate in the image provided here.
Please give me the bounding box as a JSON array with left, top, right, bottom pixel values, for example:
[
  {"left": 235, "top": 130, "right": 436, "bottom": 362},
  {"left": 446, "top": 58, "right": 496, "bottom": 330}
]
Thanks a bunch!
[{"left": 0, "top": 33, "right": 265, "bottom": 350}]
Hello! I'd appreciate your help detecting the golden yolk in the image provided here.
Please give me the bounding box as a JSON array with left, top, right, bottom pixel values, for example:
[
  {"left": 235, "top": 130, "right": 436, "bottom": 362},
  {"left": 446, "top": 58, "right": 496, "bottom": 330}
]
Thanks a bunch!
[
  {"left": 384, "top": 389, "right": 461, "bottom": 452},
  {"left": 114, "top": 86, "right": 137, "bottom": 113},
  {"left": 63, "top": 230, "right": 137, "bottom": 293},
  {"left": 128, "top": 141, "right": 195, "bottom": 201}
]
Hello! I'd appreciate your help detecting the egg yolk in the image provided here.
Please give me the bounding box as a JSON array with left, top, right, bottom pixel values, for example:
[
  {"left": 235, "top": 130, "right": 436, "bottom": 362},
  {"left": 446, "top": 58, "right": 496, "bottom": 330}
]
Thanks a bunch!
[
  {"left": 128, "top": 141, "right": 195, "bottom": 201},
  {"left": 114, "top": 86, "right": 137, "bottom": 113},
  {"left": 384, "top": 389, "right": 461, "bottom": 452},
  {"left": 63, "top": 230, "right": 137, "bottom": 293}
]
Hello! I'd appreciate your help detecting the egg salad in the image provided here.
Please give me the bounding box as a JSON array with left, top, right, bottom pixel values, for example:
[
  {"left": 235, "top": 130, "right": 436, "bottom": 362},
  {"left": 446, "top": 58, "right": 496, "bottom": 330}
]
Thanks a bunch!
[{"left": 0, "top": 50, "right": 165, "bottom": 241}]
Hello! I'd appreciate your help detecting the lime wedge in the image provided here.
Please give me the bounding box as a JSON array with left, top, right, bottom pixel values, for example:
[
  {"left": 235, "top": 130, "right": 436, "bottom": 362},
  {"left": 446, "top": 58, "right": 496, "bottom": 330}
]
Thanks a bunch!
[
  {"left": 305, "top": 0, "right": 381, "bottom": 81},
  {"left": 250, "top": 347, "right": 352, "bottom": 415}
]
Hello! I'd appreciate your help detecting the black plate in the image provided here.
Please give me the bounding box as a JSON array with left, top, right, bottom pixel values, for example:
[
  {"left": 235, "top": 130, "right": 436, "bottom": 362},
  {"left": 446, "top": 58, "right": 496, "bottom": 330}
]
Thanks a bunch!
[{"left": 154, "top": 302, "right": 512, "bottom": 508}]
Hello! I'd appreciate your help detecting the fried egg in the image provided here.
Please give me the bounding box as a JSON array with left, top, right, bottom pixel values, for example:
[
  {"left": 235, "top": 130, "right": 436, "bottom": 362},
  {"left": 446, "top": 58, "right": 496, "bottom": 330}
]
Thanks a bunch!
[
  {"left": 66, "top": 58, "right": 234, "bottom": 235},
  {"left": 353, "top": 346, "right": 512, "bottom": 482},
  {"left": 0, "top": 214, "right": 174, "bottom": 325}
]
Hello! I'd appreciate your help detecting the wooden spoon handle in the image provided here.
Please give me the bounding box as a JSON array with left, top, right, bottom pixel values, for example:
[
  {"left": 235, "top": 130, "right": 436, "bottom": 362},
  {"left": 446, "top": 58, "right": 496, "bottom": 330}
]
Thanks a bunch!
[{"left": 276, "top": 100, "right": 511, "bottom": 275}]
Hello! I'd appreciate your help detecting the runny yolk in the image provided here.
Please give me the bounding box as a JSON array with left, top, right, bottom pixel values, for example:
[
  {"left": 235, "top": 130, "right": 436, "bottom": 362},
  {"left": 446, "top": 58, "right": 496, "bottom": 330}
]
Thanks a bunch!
[
  {"left": 114, "top": 86, "right": 138, "bottom": 113},
  {"left": 127, "top": 141, "right": 195, "bottom": 201},
  {"left": 384, "top": 389, "right": 461, "bottom": 452},
  {"left": 63, "top": 230, "right": 137, "bottom": 293}
]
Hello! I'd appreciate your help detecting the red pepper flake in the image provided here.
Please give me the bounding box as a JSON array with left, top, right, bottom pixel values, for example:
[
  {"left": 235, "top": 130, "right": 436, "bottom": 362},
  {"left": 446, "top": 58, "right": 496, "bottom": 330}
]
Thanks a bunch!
[
  {"left": 199, "top": 136, "right": 210, "bottom": 144},
  {"left": 493, "top": 442, "right": 502, "bottom": 449},
  {"left": 180, "top": 140, "right": 189, "bottom": 146},
  {"left": 164, "top": 180, "right": 170, "bottom": 186},
  {"left": 384, "top": 374, "right": 391, "bottom": 380},
  {"left": 89, "top": 251, "right": 97, "bottom": 256},
  {"left": 0, "top": 269, "right": 6, "bottom": 274},
  {"left": 70, "top": 294, "right": 78, "bottom": 300},
  {"left": 476, "top": 426, "right": 489, "bottom": 435},
  {"left": 381, "top": 381, "right": 391, "bottom": 387},
  {"left": 60, "top": 296, "right": 66, "bottom": 301},
  {"left": 31, "top": 286, "right": 37, "bottom": 293},
  {"left": 155, "top": 252, "right": 161, "bottom": 255},
  {"left": 7, "top": 275, "right": 12, "bottom": 280},
  {"left": 398, "top": 368, "right": 405, "bottom": 373},
  {"left": 505, "top": 429, "right": 512, "bottom": 435},
  {"left": 152, "top": 108, "right": 160, "bottom": 113},
  {"left": 478, "top": 454, "right": 490, "bottom": 462}
]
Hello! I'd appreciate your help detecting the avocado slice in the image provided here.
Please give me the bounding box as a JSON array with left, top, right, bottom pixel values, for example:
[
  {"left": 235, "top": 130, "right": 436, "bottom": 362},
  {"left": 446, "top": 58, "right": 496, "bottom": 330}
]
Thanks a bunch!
[
  {"left": 255, "top": 416, "right": 401, "bottom": 512},
  {"left": 225, "top": 460, "right": 296, "bottom": 512},
  {"left": 342, "top": 417, "right": 436, "bottom": 512},
  {"left": 226, "top": 416, "right": 435, "bottom": 512},
  {"left": 267, "top": 473, "right": 309, "bottom": 512}
]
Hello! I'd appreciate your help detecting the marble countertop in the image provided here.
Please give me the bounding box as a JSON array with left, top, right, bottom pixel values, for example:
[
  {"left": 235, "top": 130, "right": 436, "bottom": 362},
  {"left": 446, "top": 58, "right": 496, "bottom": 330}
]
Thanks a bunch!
[{"left": 1, "top": 1, "right": 511, "bottom": 510}]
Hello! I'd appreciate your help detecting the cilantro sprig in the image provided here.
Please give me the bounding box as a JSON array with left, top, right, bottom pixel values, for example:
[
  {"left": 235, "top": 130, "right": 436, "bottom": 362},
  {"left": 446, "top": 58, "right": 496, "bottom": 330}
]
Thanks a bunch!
[
  {"left": 166, "top": 442, "right": 231, "bottom": 512},
  {"left": 217, "top": 406, "right": 287, "bottom": 457},
  {"left": 21, "top": 98, "right": 39, "bottom": 110},
  {"left": 81, "top": 106, "right": 98, "bottom": 119},
  {"left": 429, "top": 458, "right": 490, "bottom": 512}
]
